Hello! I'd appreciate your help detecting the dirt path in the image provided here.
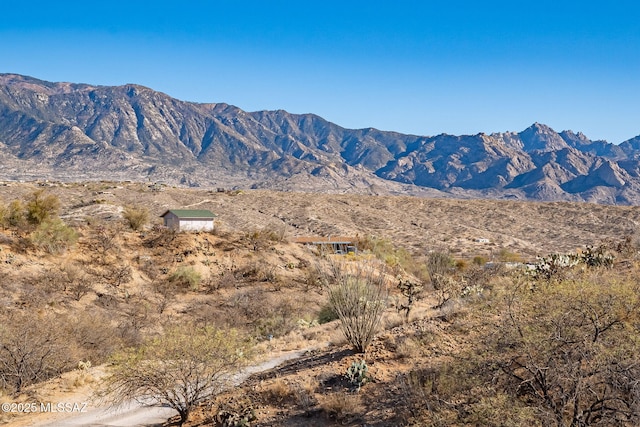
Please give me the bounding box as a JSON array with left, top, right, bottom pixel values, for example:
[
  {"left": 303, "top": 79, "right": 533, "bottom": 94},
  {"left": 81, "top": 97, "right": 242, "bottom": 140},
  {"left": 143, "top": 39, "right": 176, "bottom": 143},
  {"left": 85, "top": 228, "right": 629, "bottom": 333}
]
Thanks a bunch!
[{"left": 24, "top": 348, "right": 313, "bottom": 427}]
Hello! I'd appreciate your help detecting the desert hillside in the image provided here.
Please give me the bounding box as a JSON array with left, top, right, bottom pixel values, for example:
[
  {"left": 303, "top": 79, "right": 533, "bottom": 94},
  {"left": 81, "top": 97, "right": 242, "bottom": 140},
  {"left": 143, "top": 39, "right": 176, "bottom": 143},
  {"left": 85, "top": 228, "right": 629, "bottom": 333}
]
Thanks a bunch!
[
  {"left": 3, "top": 181, "right": 639, "bottom": 258},
  {"left": 0, "top": 182, "right": 639, "bottom": 426}
]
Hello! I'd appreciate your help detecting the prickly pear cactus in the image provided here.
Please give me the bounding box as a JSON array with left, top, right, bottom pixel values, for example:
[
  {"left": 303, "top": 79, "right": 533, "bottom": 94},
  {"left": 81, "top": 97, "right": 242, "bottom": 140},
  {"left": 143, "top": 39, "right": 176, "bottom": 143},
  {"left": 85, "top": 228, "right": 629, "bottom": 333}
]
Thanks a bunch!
[{"left": 346, "top": 359, "right": 369, "bottom": 391}]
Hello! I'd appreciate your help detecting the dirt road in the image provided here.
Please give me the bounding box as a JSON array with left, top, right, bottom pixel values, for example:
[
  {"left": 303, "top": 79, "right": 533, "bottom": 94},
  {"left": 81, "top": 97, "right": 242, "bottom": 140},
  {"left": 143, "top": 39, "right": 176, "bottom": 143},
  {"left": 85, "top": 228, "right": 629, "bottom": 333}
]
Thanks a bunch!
[{"left": 26, "top": 348, "right": 312, "bottom": 427}]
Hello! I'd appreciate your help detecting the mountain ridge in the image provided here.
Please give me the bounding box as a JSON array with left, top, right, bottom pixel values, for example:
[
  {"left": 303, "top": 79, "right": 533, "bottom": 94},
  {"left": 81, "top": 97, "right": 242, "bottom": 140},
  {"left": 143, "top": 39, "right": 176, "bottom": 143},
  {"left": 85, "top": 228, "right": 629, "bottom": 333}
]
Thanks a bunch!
[{"left": 1, "top": 73, "right": 640, "bottom": 204}]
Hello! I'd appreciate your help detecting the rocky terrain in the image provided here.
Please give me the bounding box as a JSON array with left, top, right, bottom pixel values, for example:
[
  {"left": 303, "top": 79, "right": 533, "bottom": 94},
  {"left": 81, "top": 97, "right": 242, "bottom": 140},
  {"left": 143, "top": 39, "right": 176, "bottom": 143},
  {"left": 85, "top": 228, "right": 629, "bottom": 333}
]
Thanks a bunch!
[
  {"left": 2, "top": 74, "right": 640, "bottom": 204},
  {"left": 1, "top": 183, "right": 639, "bottom": 427},
  {"left": 2, "top": 182, "right": 639, "bottom": 259}
]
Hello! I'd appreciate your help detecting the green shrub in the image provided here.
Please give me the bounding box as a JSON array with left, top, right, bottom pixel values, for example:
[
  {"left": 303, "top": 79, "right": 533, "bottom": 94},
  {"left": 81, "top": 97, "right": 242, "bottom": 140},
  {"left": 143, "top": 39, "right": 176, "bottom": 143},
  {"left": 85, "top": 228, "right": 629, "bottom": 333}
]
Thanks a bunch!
[
  {"left": 168, "top": 266, "right": 202, "bottom": 291},
  {"left": 356, "top": 235, "right": 422, "bottom": 276},
  {"left": 26, "top": 190, "right": 60, "bottom": 225},
  {"left": 103, "top": 326, "right": 253, "bottom": 426},
  {"left": 317, "top": 303, "right": 339, "bottom": 324},
  {"left": 472, "top": 255, "right": 487, "bottom": 266},
  {"left": 30, "top": 219, "right": 78, "bottom": 254},
  {"left": 7, "top": 200, "right": 25, "bottom": 228},
  {"left": 426, "top": 251, "right": 454, "bottom": 279},
  {"left": 497, "top": 248, "right": 521, "bottom": 262},
  {"left": 0, "top": 201, "right": 6, "bottom": 228}
]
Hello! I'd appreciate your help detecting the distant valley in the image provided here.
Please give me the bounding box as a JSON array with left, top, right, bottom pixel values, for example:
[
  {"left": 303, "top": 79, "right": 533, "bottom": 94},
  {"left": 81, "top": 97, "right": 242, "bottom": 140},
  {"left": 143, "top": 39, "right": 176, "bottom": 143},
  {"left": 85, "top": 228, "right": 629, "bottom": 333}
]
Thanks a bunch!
[{"left": 2, "top": 73, "right": 640, "bottom": 204}]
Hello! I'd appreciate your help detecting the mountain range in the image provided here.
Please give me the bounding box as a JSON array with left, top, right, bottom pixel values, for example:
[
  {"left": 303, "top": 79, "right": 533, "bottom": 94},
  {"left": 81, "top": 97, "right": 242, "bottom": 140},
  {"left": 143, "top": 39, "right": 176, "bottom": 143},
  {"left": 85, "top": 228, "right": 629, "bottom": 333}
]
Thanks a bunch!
[{"left": 2, "top": 73, "right": 640, "bottom": 204}]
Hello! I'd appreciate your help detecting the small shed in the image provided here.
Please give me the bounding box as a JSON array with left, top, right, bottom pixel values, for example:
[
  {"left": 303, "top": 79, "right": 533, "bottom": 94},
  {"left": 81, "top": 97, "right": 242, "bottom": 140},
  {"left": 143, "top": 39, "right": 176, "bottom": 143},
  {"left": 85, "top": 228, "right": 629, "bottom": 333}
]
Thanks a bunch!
[
  {"left": 160, "top": 209, "right": 216, "bottom": 232},
  {"left": 292, "top": 236, "right": 357, "bottom": 254}
]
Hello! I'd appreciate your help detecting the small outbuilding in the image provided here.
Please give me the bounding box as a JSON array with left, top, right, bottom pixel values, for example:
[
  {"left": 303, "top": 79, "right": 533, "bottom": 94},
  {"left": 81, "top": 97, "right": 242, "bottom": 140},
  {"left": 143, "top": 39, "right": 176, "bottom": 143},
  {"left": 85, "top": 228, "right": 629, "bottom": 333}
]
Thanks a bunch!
[
  {"left": 160, "top": 209, "right": 216, "bottom": 232},
  {"left": 292, "top": 236, "right": 357, "bottom": 254}
]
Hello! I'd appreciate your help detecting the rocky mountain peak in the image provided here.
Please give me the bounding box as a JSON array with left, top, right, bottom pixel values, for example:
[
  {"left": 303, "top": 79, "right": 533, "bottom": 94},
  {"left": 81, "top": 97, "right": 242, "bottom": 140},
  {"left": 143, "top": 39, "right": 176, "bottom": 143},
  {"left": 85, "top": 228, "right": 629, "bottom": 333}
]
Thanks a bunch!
[
  {"left": 519, "top": 123, "right": 570, "bottom": 152},
  {"left": 2, "top": 74, "right": 640, "bottom": 204}
]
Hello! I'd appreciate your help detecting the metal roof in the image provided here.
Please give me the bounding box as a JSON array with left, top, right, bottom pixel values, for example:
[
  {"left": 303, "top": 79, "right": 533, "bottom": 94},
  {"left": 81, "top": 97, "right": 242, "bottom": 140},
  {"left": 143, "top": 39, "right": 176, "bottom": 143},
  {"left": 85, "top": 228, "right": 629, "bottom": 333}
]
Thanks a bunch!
[
  {"left": 160, "top": 209, "right": 216, "bottom": 219},
  {"left": 291, "top": 236, "right": 355, "bottom": 244}
]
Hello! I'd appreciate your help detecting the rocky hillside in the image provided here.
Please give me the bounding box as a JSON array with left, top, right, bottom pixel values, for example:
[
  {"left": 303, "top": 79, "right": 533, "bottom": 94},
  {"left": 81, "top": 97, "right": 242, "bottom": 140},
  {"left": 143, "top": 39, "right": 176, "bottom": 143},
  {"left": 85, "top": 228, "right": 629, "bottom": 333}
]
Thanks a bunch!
[{"left": 2, "top": 74, "right": 640, "bottom": 203}]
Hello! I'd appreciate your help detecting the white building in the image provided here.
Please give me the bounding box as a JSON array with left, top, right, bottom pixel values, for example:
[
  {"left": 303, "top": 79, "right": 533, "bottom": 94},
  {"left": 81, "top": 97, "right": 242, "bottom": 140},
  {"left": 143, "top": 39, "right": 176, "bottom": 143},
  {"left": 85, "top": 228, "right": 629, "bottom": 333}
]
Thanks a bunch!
[{"left": 160, "top": 209, "right": 216, "bottom": 232}]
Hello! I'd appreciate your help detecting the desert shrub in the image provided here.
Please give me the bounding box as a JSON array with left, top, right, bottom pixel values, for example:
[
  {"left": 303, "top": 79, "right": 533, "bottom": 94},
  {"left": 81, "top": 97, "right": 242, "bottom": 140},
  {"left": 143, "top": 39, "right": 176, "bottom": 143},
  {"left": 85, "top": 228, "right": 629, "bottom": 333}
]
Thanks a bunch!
[
  {"left": 102, "top": 325, "right": 253, "bottom": 426},
  {"left": 611, "top": 235, "right": 640, "bottom": 259},
  {"left": 245, "top": 224, "right": 287, "bottom": 251},
  {"left": 454, "top": 259, "right": 468, "bottom": 270},
  {"left": 356, "top": 235, "right": 422, "bottom": 276},
  {"left": 116, "top": 301, "right": 153, "bottom": 347},
  {"left": 324, "top": 262, "right": 389, "bottom": 353},
  {"left": 491, "top": 277, "right": 640, "bottom": 425},
  {"left": 7, "top": 200, "right": 25, "bottom": 228},
  {"left": 29, "top": 218, "right": 78, "bottom": 254},
  {"left": 207, "top": 267, "right": 238, "bottom": 291},
  {"left": 139, "top": 256, "right": 162, "bottom": 280},
  {"left": 393, "top": 336, "right": 421, "bottom": 360},
  {"left": 236, "top": 260, "right": 279, "bottom": 284},
  {"left": 462, "top": 264, "right": 502, "bottom": 293},
  {"left": 0, "top": 311, "right": 74, "bottom": 394},
  {"left": 317, "top": 303, "right": 339, "bottom": 324},
  {"left": 262, "top": 378, "right": 292, "bottom": 404},
  {"left": 321, "top": 392, "right": 363, "bottom": 423},
  {"left": 426, "top": 250, "right": 454, "bottom": 285},
  {"left": 153, "top": 283, "right": 172, "bottom": 314},
  {"left": 397, "top": 367, "right": 447, "bottom": 424},
  {"left": 37, "top": 263, "right": 91, "bottom": 300},
  {"left": 397, "top": 277, "right": 424, "bottom": 320},
  {"left": 242, "top": 290, "right": 300, "bottom": 338},
  {"left": 398, "top": 364, "right": 537, "bottom": 427},
  {"left": 214, "top": 396, "right": 258, "bottom": 427},
  {"left": 472, "top": 255, "right": 488, "bottom": 265},
  {"left": 143, "top": 225, "right": 177, "bottom": 248},
  {"left": 497, "top": 248, "right": 522, "bottom": 262},
  {"left": 64, "top": 311, "right": 122, "bottom": 365},
  {"left": 102, "top": 263, "right": 133, "bottom": 289},
  {"left": 407, "top": 269, "right": 640, "bottom": 426},
  {"left": 433, "top": 274, "right": 465, "bottom": 310},
  {"left": 122, "top": 205, "right": 149, "bottom": 231},
  {"left": 89, "top": 225, "right": 121, "bottom": 264},
  {"left": 251, "top": 311, "right": 297, "bottom": 339},
  {"left": 0, "top": 201, "right": 6, "bottom": 228},
  {"left": 25, "top": 189, "right": 60, "bottom": 225},
  {"left": 168, "top": 266, "right": 202, "bottom": 291},
  {"left": 291, "top": 380, "right": 318, "bottom": 415}
]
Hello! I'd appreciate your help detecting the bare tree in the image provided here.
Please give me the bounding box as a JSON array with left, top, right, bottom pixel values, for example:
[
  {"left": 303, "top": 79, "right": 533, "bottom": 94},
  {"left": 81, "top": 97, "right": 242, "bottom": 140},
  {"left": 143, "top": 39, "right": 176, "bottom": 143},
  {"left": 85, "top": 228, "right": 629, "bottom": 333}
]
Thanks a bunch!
[
  {"left": 101, "top": 325, "right": 252, "bottom": 426},
  {"left": 397, "top": 276, "right": 423, "bottom": 320},
  {"left": 103, "top": 263, "right": 133, "bottom": 289},
  {"left": 0, "top": 312, "right": 73, "bottom": 393},
  {"left": 89, "top": 224, "right": 121, "bottom": 265}
]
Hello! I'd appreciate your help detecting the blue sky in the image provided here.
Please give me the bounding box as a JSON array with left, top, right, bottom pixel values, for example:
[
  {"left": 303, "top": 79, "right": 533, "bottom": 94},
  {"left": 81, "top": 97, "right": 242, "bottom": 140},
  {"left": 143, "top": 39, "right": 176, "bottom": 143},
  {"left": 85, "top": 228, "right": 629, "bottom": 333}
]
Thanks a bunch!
[{"left": 1, "top": 1, "right": 639, "bottom": 143}]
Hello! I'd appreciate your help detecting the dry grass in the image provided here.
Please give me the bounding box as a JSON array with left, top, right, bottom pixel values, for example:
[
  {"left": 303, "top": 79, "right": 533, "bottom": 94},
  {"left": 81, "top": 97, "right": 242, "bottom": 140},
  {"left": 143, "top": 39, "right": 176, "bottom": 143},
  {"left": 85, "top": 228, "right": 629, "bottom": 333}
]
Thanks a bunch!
[
  {"left": 2, "top": 182, "right": 640, "bottom": 426},
  {"left": 262, "top": 378, "right": 292, "bottom": 404},
  {"left": 320, "top": 392, "right": 363, "bottom": 423},
  {"left": 3, "top": 182, "right": 638, "bottom": 261}
]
